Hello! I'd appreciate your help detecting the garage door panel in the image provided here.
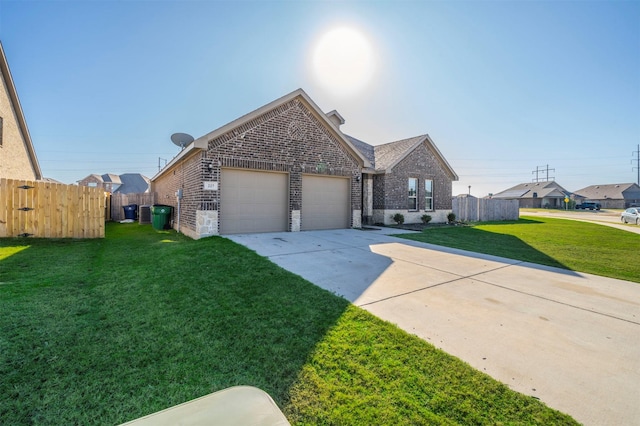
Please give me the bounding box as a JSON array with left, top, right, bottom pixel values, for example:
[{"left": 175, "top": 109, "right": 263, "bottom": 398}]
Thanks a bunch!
[
  {"left": 302, "top": 175, "right": 350, "bottom": 231},
  {"left": 221, "top": 169, "right": 288, "bottom": 234}
]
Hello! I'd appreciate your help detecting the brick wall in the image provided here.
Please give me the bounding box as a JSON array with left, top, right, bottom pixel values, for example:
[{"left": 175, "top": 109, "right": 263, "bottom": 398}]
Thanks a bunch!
[
  {"left": 152, "top": 150, "right": 205, "bottom": 232},
  {"left": 153, "top": 97, "right": 362, "bottom": 236},
  {"left": 77, "top": 175, "right": 104, "bottom": 189},
  {"left": 0, "top": 70, "right": 37, "bottom": 180},
  {"left": 372, "top": 141, "right": 454, "bottom": 224},
  {"left": 378, "top": 142, "right": 453, "bottom": 211}
]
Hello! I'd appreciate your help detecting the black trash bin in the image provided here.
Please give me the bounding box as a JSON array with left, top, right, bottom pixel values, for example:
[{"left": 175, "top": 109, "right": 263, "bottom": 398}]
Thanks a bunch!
[
  {"left": 151, "top": 205, "right": 172, "bottom": 230},
  {"left": 123, "top": 204, "right": 138, "bottom": 220}
]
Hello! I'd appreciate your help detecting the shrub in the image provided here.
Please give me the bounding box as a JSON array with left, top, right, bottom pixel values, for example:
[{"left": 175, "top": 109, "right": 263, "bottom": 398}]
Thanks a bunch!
[
  {"left": 447, "top": 212, "right": 456, "bottom": 223},
  {"left": 421, "top": 214, "right": 432, "bottom": 224},
  {"left": 392, "top": 213, "right": 405, "bottom": 225}
]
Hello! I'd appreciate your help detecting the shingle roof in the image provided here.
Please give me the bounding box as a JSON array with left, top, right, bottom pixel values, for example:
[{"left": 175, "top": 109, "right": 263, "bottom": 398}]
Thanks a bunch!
[
  {"left": 347, "top": 133, "right": 458, "bottom": 180},
  {"left": 574, "top": 183, "right": 640, "bottom": 200},
  {"left": 344, "top": 135, "right": 375, "bottom": 166},
  {"left": 113, "top": 173, "right": 150, "bottom": 194},
  {"left": 493, "top": 181, "right": 570, "bottom": 199},
  {"left": 374, "top": 135, "right": 425, "bottom": 171},
  {"left": 101, "top": 174, "right": 122, "bottom": 184}
]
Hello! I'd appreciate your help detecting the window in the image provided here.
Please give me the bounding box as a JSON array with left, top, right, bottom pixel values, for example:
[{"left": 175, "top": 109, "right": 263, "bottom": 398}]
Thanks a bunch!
[
  {"left": 408, "top": 178, "right": 417, "bottom": 210},
  {"left": 425, "top": 179, "right": 433, "bottom": 211}
]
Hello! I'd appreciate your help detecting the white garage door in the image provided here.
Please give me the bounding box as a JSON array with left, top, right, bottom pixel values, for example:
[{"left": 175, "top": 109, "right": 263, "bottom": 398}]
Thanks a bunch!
[
  {"left": 220, "top": 169, "right": 288, "bottom": 234},
  {"left": 301, "top": 175, "right": 350, "bottom": 231}
]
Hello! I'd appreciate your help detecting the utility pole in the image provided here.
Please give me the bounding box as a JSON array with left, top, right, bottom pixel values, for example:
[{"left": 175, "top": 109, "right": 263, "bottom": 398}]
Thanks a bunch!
[
  {"left": 532, "top": 164, "right": 555, "bottom": 182},
  {"left": 633, "top": 144, "right": 640, "bottom": 186},
  {"left": 158, "top": 157, "right": 167, "bottom": 171}
]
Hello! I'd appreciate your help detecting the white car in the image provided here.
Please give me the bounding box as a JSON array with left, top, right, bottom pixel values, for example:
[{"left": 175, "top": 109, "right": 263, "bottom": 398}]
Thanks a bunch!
[{"left": 620, "top": 208, "right": 640, "bottom": 225}]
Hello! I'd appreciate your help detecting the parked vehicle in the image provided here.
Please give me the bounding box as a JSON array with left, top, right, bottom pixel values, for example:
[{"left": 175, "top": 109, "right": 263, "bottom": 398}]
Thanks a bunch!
[
  {"left": 575, "top": 202, "right": 601, "bottom": 210},
  {"left": 620, "top": 208, "right": 640, "bottom": 225}
]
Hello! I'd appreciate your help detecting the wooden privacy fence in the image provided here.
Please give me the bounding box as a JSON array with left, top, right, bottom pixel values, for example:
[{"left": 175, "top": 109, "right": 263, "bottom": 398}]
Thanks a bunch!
[
  {"left": 452, "top": 195, "right": 519, "bottom": 222},
  {"left": 0, "top": 178, "right": 106, "bottom": 238},
  {"left": 107, "top": 192, "right": 156, "bottom": 221}
]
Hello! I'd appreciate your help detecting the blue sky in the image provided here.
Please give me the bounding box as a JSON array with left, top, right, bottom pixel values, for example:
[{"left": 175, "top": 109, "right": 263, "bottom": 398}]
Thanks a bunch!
[{"left": 1, "top": 0, "right": 638, "bottom": 197}]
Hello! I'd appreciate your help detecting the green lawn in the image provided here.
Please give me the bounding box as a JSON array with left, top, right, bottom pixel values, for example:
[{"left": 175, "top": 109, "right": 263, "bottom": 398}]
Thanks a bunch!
[
  {"left": 0, "top": 223, "right": 576, "bottom": 425},
  {"left": 398, "top": 216, "right": 640, "bottom": 283}
]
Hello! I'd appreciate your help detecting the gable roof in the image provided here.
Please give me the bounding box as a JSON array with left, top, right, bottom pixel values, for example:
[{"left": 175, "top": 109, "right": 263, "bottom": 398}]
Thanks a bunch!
[
  {"left": 344, "top": 135, "right": 375, "bottom": 166},
  {"left": 0, "top": 41, "right": 42, "bottom": 180},
  {"left": 347, "top": 133, "right": 458, "bottom": 180},
  {"left": 101, "top": 173, "right": 122, "bottom": 184},
  {"left": 113, "top": 173, "right": 150, "bottom": 194},
  {"left": 493, "top": 181, "right": 570, "bottom": 199},
  {"left": 153, "top": 89, "right": 371, "bottom": 180},
  {"left": 373, "top": 135, "right": 426, "bottom": 171},
  {"left": 574, "top": 183, "right": 640, "bottom": 200}
]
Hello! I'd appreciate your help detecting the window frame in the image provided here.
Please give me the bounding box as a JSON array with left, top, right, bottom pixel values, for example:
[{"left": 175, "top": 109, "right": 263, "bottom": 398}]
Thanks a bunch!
[
  {"left": 424, "top": 179, "right": 434, "bottom": 211},
  {"left": 408, "top": 177, "right": 418, "bottom": 211}
]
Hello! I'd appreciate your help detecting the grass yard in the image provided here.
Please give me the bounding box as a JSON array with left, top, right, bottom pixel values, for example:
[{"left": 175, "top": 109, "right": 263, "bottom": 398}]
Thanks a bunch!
[
  {"left": 398, "top": 216, "right": 640, "bottom": 283},
  {"left": 0, "top": 223, "right": 577, "bottom": 425}
]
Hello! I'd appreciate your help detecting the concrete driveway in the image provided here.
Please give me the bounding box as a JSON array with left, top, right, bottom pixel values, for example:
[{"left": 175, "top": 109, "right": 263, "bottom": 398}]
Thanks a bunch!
[{"left": 227, "top": 228, "right": 640, "bottom": 426}]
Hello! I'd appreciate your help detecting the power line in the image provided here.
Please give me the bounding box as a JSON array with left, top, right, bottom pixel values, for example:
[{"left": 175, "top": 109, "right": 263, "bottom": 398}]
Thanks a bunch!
[{"left": 532, "top": 164, "right": 555, "bottom": 182}]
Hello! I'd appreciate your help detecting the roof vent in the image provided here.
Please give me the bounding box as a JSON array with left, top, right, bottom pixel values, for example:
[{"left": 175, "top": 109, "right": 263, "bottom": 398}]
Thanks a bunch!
[{"left": 326, "top": 110, "right": 345, "bottom": 129}]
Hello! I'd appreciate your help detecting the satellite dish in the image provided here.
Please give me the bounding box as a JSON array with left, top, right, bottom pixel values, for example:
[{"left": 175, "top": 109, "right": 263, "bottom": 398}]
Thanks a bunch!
[{"left": 171, "top": 133, "right": 194, "bottom": 150}]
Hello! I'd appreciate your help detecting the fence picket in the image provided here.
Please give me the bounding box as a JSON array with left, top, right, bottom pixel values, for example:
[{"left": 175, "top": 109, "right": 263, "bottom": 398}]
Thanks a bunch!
[
  {"left": 0, "top": 179, "right": 105, "bottom": 238},
  {"left": 453, "top": 195, "right": 519, "bottom": 222},
  {"left": 108, "top": 192, "right": 156, "bottom": 221}
]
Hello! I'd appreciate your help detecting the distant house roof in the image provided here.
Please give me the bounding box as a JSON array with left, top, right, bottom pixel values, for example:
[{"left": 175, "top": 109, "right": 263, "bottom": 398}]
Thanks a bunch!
[
  {"left": 574, "top": 183, "right": 640, "bottom": 200},
  {"left": 347, "top": 133, "right": 458, "bottom": 180},
  {"left": 78, "top": 172, "right": 149, "bottom": 193},
  {"left": 113, "top": 173, "right": 150, "bottom": 194},
  {"left": 0, "top": 41, "right": 42, "bottom": 180},
  {"left": 493, "top": 181, "right": 570, "bottom": 199},
  {"left": 101, "top": 173, "right": 122, "bottom": 185}
]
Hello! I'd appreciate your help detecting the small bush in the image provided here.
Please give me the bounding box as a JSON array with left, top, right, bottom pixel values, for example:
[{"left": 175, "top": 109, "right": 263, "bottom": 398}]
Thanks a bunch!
[
  {"left": 447, "top": 212, "right": 456, "bottom": 223},
  {"left": 392, "top": 213, "right": 405, "bottom": 225},
  {"left": 421, "top": 214, "right": 432, "bottom": 224}
]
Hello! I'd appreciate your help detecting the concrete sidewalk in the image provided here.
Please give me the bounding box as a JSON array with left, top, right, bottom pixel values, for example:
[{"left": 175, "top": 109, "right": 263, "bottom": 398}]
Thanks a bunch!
[
  {"left": 523, "top": 210, "right": 640, "bottom": 234},
  {"left": 227, "top": 228, "right": 640, "bottom": 426}
]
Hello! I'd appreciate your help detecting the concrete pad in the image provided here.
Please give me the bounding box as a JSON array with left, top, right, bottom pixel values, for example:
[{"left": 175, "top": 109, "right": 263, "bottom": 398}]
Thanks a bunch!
[
  {"left": 363, "top": 278, "right": 639, "bottom": 425},
  {"left": 227, "top": 228, "right": 640, "bottom": 426},
  {"left": 473, "top": 262, "right": 640, "bottom": 324}
]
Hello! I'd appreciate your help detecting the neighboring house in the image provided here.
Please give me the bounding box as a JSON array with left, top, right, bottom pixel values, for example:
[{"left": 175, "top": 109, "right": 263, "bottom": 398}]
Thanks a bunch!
[
  {"left": 0, "top": 41, "right": 42, "bottom": 180},
  {"left": 152, "top": 89, "right": 458, "bottom": 238},
  {"left": 78, "top": 173, "right": 149, "bottom": 194},
  {"left": 574, "top": 183, "right": 640, "bottom": 209},
  {"left": 492, "top": 181, "right": 571, "bottom": 208}
]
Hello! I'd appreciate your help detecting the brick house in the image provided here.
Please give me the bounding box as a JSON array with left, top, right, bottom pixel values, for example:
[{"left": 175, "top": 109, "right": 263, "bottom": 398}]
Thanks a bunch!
[
  {"left": 574, "top": 183, "right": 640, "bottom": 209},
  {"left": 78, "top": 173, "right": 150, "bottom": 194},
  {"left": 151, "top": 89, "right": 457, "bottom": 238},
  {"left": 0, "top": 41, "right": 42, "bottom": 180},
  {"left": 492, "top": 181, "right": 571, "bottom": 208}
]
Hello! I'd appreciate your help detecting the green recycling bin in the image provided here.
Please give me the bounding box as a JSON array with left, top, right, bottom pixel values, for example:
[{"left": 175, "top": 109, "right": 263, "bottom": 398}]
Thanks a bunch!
[{"left": 151, "top": 205, "right": 173, "bottom": 230}]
